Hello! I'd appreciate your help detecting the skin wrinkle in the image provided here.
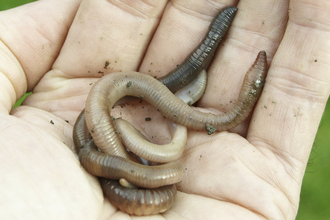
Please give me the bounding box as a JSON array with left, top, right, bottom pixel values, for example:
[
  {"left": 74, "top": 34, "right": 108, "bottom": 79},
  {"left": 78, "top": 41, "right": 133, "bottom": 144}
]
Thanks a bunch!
[
  {"left": 228, "top": 33, "right": 271, "bottom": 59},
  {"left": 266, "top": 70, "right": 328, "bottom": 102},
  {"left": 237, "top": 149, "right": 287, "bottom": 194},
  {"left": 254, "top": 98, "right": 314, "bottom": 162},
  {"left": 107, "top": 0, "right": 166, "bottom": 19},
  {"left": 172, "top": 0, "right": 235, "bottom": 17},
  {"left": 289, "top": 1, "right": 330, "bottom": 31},
  {"left": 204, "top": 0, "right": 237, "bottom": 12},
  {"left": 0, "top": 42, "right": 26, "bottom": 109},
  {"left": 171, "top": 2, "right": 219, "bottom": 19},
  {"left": 5, "top": 1, "right": 79, "bottom": 91},
  {"left": 232, "top": 160, "right": 290, "bottom": 219},
  {"left": 273, "top": 59, "right": 329, "bottom": 85},
  {"left": 231, "top": 6, "right": 285, "bottom": 46},
  {"left": 247, "top": 136, "right": 305, "bottom": 211}
]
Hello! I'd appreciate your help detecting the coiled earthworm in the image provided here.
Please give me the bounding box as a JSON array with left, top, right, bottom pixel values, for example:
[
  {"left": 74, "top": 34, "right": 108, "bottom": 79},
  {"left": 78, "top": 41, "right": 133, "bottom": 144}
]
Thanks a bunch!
[
  {"left": 76, "top": 49, "right": 267, "bottom": 207},
  {"left": 159, "top": 6, "right": 238, "bottom": 92},
  {"left": 84, "top": 51, "right": 267, "bottom": 154},
  {"left": 72, "top": 6, "right": 269, "bottom": 216}
]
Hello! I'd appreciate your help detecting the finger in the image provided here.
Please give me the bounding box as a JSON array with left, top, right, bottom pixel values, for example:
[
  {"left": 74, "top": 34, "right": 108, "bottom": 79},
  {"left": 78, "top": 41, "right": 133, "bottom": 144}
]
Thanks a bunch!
[
  {"left": 139, "top": 0, "right": 239, "bottom": 75},
  {"left": 23, "top": 0, "right": 168, "bottom": 123},
  {"left": 53, "top": 0, "right": 168, "bottom": 78},
  {"left": 0, "top": 0, "right": 80, "bottom": 113},
  {"left": 199, "top": 0, "right": 289, "bottom": 112},
  {"left": 248, "top": 0, "right": 330, "bottom": 166}
]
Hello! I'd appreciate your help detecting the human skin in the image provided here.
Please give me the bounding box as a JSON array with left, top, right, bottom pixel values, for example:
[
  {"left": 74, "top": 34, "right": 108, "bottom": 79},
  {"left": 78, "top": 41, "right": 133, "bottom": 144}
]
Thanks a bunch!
[{"left": 0, "top": 0, "right": 329, "bottom": 219}]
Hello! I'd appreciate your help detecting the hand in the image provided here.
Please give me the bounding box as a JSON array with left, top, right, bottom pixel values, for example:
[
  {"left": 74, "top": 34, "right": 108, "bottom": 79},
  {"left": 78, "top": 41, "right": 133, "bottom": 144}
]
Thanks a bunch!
[{"left": 1, "top": 0, "right": 329, "bottom": 219}]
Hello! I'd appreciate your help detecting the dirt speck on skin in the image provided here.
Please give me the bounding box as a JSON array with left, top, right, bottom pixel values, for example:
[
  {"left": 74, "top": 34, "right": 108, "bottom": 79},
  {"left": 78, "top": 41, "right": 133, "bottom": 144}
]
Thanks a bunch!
[{"left": 104, "top": 61, "right": 110, "bottom": 69}]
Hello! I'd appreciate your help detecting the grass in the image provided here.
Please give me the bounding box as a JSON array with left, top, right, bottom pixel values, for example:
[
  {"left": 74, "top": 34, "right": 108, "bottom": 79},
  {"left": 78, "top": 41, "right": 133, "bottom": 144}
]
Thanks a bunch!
[
  {"left": 3, "top": 1, "right": 330, "bottom": 219},
  {"left": 0, "top": 0, "right": 36, "bottom": 10},
  {"left": 296, "top": 102, "right": 330, "bottom": 220}
]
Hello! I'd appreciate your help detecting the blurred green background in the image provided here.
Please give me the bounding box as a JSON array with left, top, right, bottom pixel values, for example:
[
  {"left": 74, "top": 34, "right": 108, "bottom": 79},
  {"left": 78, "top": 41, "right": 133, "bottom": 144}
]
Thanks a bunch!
[{"left": 2, "top": 1, "right": 329, "bottom": 219}]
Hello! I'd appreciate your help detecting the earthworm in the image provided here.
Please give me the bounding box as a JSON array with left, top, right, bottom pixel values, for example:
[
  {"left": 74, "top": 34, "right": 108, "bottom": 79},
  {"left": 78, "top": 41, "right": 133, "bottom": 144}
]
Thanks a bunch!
[
  {"left": 84, "top": 51, "right": 267, "bottom": 153},
  {"left": 159, "top": 6, "right": 238, "bottom": 92}
]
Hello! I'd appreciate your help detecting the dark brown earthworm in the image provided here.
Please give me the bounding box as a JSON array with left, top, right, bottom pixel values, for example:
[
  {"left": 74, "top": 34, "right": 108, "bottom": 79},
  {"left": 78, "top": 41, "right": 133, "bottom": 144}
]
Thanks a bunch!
[
  {"left": 100, "top": 178, "right": 177, "bottom": 216},
  {"left": 159, "top": 6, "right": 238, "bottom": 92}
]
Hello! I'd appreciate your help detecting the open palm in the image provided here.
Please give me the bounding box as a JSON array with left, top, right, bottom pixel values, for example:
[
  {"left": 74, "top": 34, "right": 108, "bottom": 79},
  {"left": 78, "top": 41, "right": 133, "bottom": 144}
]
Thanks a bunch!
[{"left": 1, "top": 0, "right": 329, "bottom": 219}]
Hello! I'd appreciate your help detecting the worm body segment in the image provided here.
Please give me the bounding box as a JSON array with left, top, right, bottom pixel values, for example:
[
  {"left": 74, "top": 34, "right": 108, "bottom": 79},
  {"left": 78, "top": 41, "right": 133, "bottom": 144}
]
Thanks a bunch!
[{"left": 100, "top": 179, "right": 177, "bottom": 216}]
